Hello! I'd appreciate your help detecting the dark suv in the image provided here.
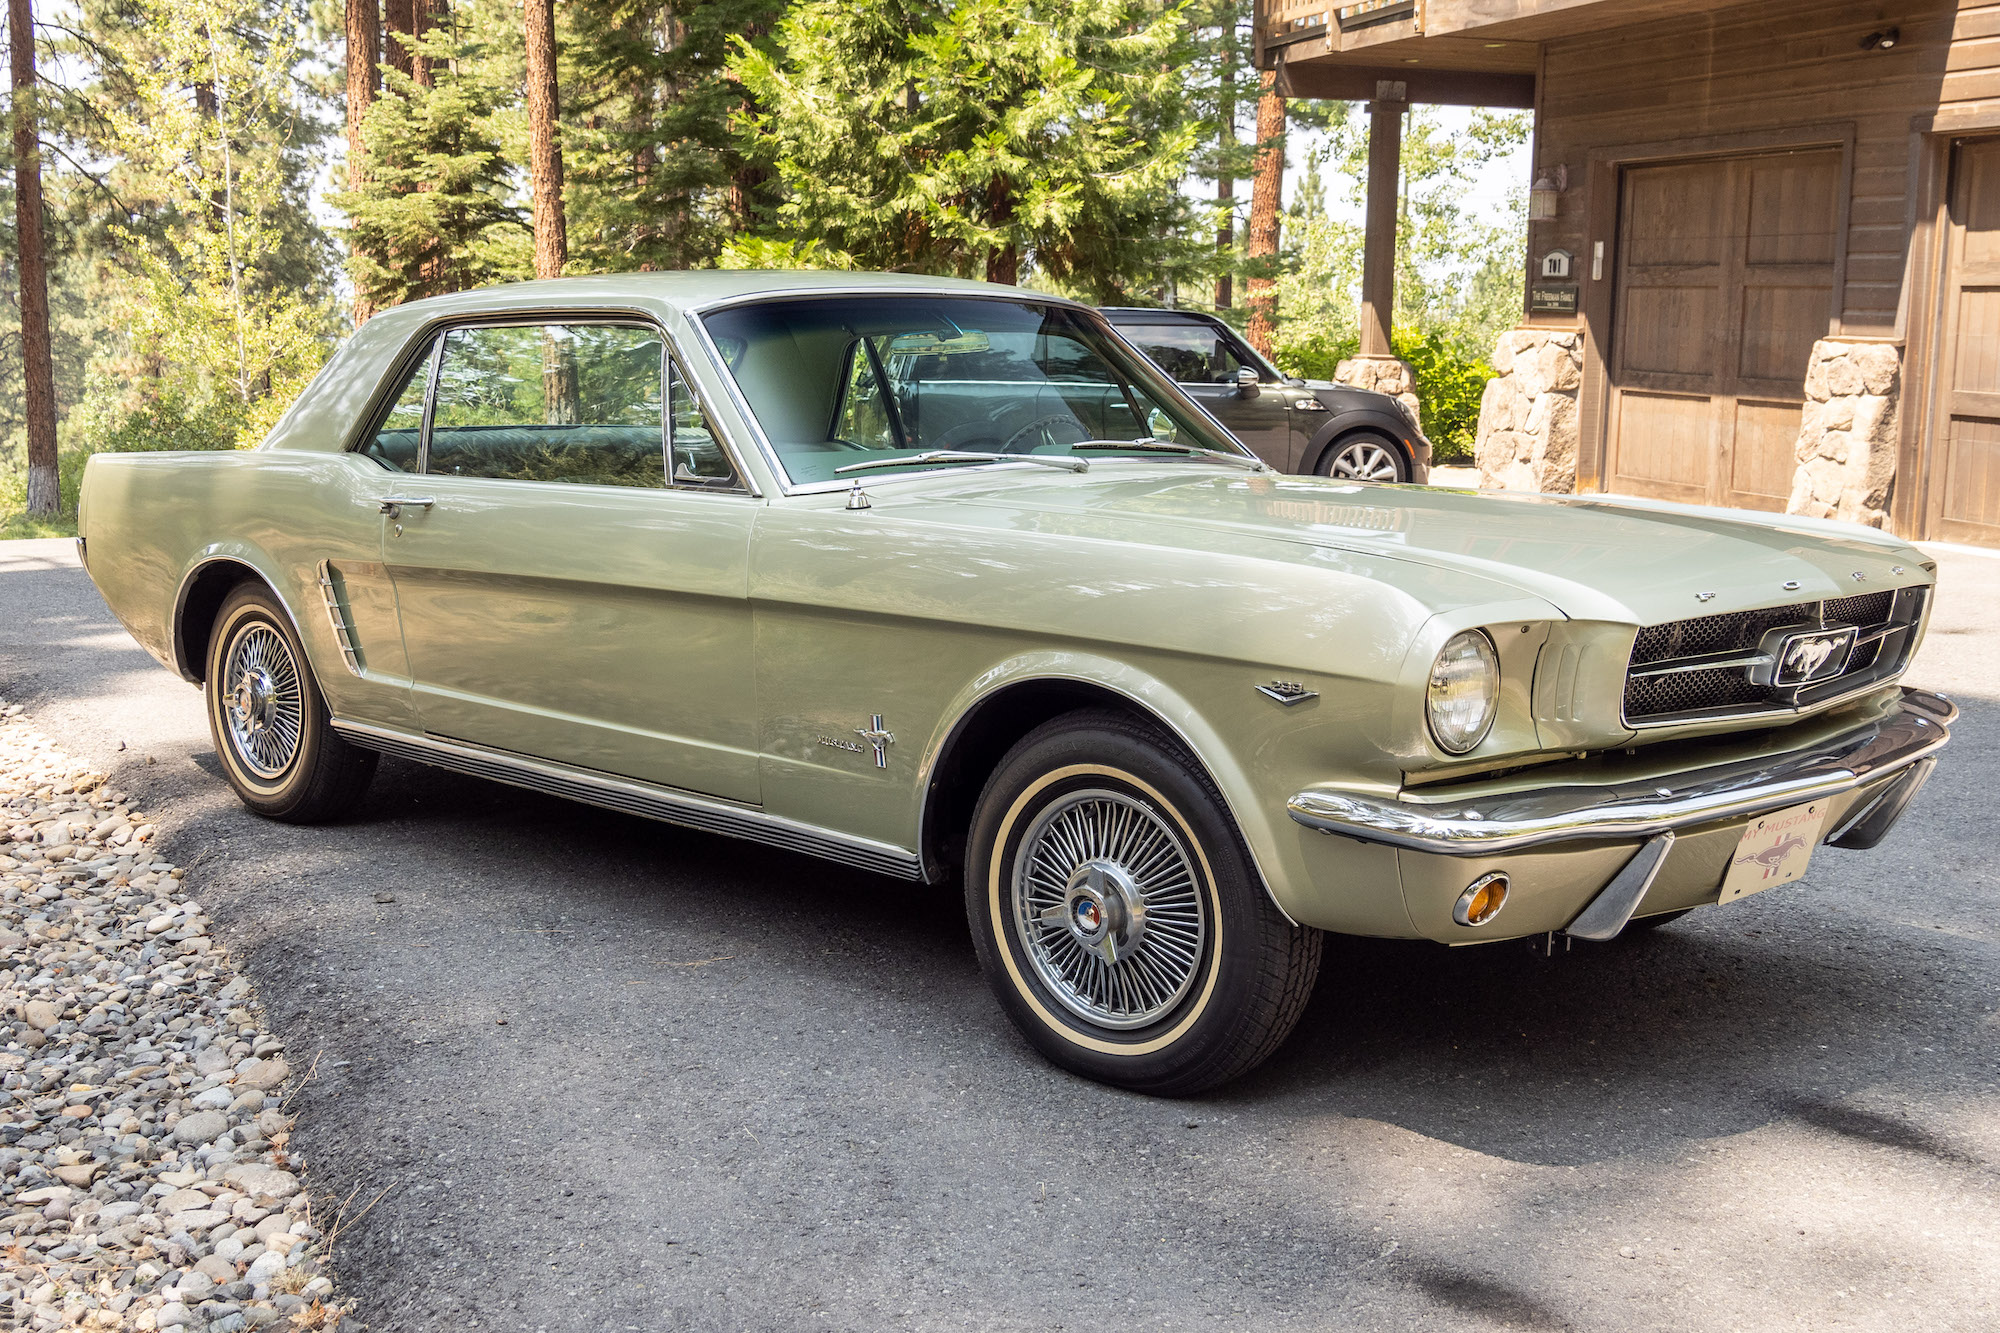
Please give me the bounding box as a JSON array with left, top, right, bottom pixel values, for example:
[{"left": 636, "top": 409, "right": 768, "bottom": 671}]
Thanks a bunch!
[{"left": 1100, "top": 308, "right": 1430, "bottom": 482}]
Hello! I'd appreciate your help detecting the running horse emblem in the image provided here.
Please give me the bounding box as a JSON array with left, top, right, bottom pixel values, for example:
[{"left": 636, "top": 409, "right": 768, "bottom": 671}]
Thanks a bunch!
[
  {"left": 1783, "top": 635, "right": 1839, "bottom": 680},
  {"left": 1735, "top": 833, "right": 1809, "bottom": 879}
]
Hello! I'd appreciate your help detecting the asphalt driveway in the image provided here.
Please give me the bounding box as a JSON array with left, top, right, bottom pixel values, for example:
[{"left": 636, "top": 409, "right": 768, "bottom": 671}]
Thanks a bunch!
[{"left": 2, "top": 536, "right": 1996, "bottom": 1332}]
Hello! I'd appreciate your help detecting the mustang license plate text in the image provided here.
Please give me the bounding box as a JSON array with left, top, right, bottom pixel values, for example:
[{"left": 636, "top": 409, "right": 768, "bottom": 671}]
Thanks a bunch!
[{"left": 1720, "top": 800, "right": 1827, "bottom": 903}]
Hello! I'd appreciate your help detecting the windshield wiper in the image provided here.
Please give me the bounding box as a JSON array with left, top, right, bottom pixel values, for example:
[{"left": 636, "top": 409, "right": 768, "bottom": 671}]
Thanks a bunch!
[
  {"left": 1069, "top": 439, "right": 1268, "bottom": 470},
  {"left": 833, "top": 450, "right": 1089, "bottom": 475}
]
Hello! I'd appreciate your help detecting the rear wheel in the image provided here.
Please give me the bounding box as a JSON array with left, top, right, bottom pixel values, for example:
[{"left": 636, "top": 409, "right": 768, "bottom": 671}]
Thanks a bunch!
[
  {"left": 204, "top": 582, "right": 377, "bottom": 822},
  {"left": 1317, "top": 431, "right": 1408, "bottom": 483},
  {"left": 965, "top": 711, "right": 1321, "bottom": 1095}
]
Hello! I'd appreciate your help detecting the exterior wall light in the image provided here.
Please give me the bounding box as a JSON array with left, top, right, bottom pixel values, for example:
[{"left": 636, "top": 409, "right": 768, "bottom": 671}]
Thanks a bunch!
[
  {"left": 1861, "top": 28, "right": 1899, "bottom": 51},
  {"left": 1529, "top": 164, "right": 1567, "bottom": 222}
]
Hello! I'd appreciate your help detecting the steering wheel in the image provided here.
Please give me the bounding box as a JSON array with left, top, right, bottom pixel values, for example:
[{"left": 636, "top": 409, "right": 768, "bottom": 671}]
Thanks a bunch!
[
  {"left": 1000, "top": 414, "right": 1089, "bottom": 454},
  {"left": 819, "top": 437, "right": 873, "bottom": 452}
]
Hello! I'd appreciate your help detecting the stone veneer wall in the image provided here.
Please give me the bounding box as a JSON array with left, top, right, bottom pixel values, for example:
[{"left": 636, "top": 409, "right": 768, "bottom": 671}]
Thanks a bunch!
[
  {"left": 1784, "top": 339, "right": 1903, "bottom": 529},
  {"left": 1333, "top": 354, "right": 1421, "bottom": 420},
  {"left": 1474, "top": 329, "right": 1583, "bottom": 493}
]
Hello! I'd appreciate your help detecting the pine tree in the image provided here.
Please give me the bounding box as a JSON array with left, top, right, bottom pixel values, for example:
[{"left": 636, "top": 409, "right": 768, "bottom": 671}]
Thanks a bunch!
[
  {"left": 346, "top": 0, "right": 380, "bottom": 324},
  {"left": 729, "top": 0, "right": 1200, "bottom": 302},
  {"left": 1242, "top": 68, "right": 1284, "bottom": 354},
  {"left": 332, "top": 17, "right": 525, "bottom": 309},
  {"left": 524, "top": 0, "right": 565, "bottom": 278},
  {"left": 559, "top": 0, "right": 785, "bottom": 273},
  {"left": 9, "top": 0, "right": 58, "bottom": 511}
]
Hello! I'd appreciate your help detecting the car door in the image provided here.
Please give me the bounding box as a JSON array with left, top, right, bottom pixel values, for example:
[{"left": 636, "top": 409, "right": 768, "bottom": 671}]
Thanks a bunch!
[
  {"left": 382, "top": 319, "right": 761, "bottom": 804},
  {"left": 1113, "top": 319, "right": 1296, "bottom": 467}
]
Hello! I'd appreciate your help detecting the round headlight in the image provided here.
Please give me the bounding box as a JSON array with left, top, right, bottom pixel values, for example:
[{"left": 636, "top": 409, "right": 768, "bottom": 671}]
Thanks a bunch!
[{"left": 1427, "top": 630, "right": 1500, "bottom": 755}]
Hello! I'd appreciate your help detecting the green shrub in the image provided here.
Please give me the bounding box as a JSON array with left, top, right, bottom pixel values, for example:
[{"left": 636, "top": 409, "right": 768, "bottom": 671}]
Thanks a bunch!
[
  {"left": 1392, "top": 328, "right": 1491, "bottom": 465},
  {"left": 2, "top": 387, "right": 245, "bottom": 531},
  {"left": 1270, "top": 326, "right": 1492, "bottom": 466}
]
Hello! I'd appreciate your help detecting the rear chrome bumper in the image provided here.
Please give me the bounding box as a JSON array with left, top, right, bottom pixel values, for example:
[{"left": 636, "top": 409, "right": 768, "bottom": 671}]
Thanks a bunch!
[{"left": 1288, "top": 687, "right": 1955, "bottom": 857}]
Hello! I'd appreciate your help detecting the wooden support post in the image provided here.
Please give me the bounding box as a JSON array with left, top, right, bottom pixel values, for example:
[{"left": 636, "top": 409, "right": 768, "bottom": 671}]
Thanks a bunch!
[{"left": 1360, "top": 96, "right": 1405, "bottom": 358}]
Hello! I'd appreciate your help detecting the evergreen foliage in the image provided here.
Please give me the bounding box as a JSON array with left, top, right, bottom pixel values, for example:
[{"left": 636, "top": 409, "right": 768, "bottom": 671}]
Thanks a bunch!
[
  {"left": 561, "top": 0, "right": 787, "bottom": 272},
  {"left": 331, "top": 19, "right": 527, "bottom": 309},
  {"left": 728, "top": 0, "right": 1202, "bottom": 301}
]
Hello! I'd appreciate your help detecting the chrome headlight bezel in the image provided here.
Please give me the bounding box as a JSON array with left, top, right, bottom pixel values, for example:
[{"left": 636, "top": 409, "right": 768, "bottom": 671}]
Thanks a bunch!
[{"left": 1426, "top": 629, "right": 1501, "bottom": 755}]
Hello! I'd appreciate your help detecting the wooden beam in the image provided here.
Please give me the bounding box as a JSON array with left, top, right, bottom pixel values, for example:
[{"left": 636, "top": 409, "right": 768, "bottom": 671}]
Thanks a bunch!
[
  {"left": 1278, "top": 62, "right": 1535, "bottom": 107},
  {"left": 1360, "top": 98, "right": 1404, "bottom": 357}
]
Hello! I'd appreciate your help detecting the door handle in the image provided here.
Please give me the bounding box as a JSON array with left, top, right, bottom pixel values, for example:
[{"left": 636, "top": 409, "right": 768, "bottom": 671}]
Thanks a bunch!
[{"left": 378, "top": 495, "right": 436, "bottom": 515}]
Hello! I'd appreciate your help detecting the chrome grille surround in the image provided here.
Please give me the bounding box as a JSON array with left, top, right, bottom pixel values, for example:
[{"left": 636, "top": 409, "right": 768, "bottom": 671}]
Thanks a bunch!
[{"left": 1622, "top": 587, "right": 1926, "bottom": 727}]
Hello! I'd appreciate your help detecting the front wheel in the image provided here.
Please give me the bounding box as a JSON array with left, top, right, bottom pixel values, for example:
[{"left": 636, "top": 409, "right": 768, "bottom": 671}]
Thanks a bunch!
[
  {"left": 204, "top": 582, "right": 377, "bottom": 822},
  {"left": 965, "top": 711, "right": 1322, "bottom": 1095},
  {"left": 1317, "top": 431, "right": 1409, "bottom": 483}
]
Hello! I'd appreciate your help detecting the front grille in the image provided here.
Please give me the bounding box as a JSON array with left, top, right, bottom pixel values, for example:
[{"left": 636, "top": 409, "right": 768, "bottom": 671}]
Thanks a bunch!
[{"left": 1622, "top": 586, "right": 1926, "bottom": 726}]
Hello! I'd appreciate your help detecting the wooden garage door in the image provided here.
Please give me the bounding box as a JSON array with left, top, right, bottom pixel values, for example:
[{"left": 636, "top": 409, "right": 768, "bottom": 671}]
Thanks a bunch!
[
  {"left": 1607, "top": 149, "right": 1842, "bottom": 510},
  {"left": 1929, "top": 138, "right": 2000, "bottom": 547}
]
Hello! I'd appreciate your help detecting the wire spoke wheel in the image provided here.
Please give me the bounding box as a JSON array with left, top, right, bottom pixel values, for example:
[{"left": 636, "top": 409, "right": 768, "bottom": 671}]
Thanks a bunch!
[
  {"left": 1327, "top": 438, "right": 1402, "bottom": 482},
  {"left": 1011, "top": 788, "right": 1208, "bottom": 1030},
  {"left": 221, "top": 622, "right": 304, "bottom": 779}
]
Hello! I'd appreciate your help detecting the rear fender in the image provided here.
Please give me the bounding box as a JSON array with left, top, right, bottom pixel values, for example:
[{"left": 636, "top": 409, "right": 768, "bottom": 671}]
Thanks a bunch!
[{"left": 170, "top": 544, "right": 303, "bottom": 684}]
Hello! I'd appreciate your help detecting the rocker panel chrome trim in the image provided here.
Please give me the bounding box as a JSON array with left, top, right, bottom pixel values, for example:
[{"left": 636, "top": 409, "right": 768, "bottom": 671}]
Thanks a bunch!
[{"left": 329, "top": 720, "right": 922, "bottom": 880}]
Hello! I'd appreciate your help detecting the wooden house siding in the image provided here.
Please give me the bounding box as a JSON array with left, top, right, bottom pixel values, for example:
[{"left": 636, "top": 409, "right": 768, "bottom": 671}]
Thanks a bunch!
[{"left": 1535, "top": 0, "right": 1967, "bottom": 335}]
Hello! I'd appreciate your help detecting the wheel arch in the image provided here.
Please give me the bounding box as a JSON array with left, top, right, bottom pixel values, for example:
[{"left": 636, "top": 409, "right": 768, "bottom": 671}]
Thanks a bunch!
[
  {"left": 172, "top": 550, "right": 307, "bottom": 685},
  {"left": 1301, "top": 413, "right": 1414, "bottom": 477},
  {"left": 915, "top": 657, "right": 1296, "bottom": 924}
]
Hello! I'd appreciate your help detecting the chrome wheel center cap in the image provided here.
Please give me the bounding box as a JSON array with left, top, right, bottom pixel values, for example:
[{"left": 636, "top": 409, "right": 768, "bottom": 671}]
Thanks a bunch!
[
  {"left": 1062, "top": 859, "right": 1147, "bottom": 964},
  {"left": 232, "top": 670, "right": 273, "bottom": 732}
]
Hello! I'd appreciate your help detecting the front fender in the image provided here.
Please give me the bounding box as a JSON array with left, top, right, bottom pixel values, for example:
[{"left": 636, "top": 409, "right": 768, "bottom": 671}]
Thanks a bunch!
[
  {"left": 1302, "top": 410, "right": 1423, "bottom": 478},
  {"left": 916, "top": 648, "right": 1308, "bottom": 920}
]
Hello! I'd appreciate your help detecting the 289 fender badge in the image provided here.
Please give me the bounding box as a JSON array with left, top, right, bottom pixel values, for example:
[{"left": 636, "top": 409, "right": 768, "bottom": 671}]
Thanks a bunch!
[{"left": 1256, "top": 681, "right": 1318, "bottom": 706}]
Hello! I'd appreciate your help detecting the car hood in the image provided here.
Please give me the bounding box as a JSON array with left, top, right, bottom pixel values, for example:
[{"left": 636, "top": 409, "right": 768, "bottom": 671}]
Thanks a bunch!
[{"left": 880, "top": 467, "right": 1926, "bottom": 626}]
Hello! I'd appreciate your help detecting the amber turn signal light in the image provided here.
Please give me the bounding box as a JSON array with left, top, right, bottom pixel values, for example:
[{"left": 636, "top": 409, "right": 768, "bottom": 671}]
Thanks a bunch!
[{"left": 1453, "top": 872, "right": 1509, "bottom": 927}]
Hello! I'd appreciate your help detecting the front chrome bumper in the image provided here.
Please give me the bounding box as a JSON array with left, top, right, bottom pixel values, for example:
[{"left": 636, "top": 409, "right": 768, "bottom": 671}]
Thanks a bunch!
[{"left": 1288, "top": 687, "right": 1956, "bottom": 857}]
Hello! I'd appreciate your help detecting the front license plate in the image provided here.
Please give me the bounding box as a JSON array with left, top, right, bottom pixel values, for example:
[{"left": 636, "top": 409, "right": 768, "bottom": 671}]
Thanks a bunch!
[{"left": 1720, "top": 800, "right": 1827, "bottom": 903}]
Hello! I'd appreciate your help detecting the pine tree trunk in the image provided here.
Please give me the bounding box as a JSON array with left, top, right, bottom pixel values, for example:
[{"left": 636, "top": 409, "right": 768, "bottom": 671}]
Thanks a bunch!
[
  {"left": 411, "top": 0, "right": 443, "bottom": 90},
  {"left": 984, "top": 175, "right": 1017, "bottom": 286},
  {"left": 9, "top": 0, "right": 60, "bottom": 516},
  {"left": 345, "top": 0, "right": 380, "bottom": 325},
  {"left": 1214, "top": 17, "right": 1236, "bottom": 310},
  {"left": 1243, "top": 68, "right": 1285, "bottom": 357},
  {"left": 384, "top": 0, "right": 413, "bottom": 80},
  {"left": 524, "top": 0, "right": 566, "bottom": 280}
]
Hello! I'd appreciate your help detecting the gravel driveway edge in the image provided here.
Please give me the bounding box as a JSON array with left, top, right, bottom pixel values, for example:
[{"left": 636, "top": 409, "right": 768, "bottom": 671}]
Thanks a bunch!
[{"left": 1, "top": 699, "right": 350, "bottom": 1333}]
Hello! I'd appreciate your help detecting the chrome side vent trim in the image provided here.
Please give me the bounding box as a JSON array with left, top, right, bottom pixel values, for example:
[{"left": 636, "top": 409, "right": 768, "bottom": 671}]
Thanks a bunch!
[
  {"left": 329, "top": 720, "right": 923, "bottom": 881},
  {"left": 316, "top": 560, "right": 363, "bottom": 676}
]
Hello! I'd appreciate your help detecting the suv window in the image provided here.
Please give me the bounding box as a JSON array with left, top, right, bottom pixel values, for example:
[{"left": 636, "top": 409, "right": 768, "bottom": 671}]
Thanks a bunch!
[
  {"left": 1118, "top": 322, "right": 1256, "bottom": 384},
  {"left": 427, "top": 323, "right": 667, "bottom": 487}
]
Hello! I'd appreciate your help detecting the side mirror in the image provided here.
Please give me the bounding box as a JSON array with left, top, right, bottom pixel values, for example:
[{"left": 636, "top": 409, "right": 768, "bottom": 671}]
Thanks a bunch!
[{"left": 1236, "top": 366, "right": 1260, "bottom": 398}]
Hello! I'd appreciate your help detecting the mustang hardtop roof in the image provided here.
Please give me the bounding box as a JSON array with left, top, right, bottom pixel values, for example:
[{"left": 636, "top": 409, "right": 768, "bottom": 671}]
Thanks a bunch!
[
  {"left": 376, "top": 271, "right": 1077, "bottom": 326},
  {"left": 1098, "top": 308, "right": 1224, "bottom": 323}
]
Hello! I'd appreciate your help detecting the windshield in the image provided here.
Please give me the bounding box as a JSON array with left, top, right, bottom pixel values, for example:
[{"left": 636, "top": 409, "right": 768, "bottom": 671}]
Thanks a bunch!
[{"left": 698, "top": 296, "right": 1252, "bottom": 485}]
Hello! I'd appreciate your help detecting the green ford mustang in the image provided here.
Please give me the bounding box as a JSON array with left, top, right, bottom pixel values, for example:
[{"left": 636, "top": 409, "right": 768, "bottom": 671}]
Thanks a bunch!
[{"left": 77, "top": 273, "right": 1955, "bottom": 1094}]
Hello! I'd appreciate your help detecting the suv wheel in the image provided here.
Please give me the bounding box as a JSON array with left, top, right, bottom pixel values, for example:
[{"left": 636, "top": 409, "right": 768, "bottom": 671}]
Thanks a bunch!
[{"left": 1318, "top": 432, "right": 1408, "bottom": 483}]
